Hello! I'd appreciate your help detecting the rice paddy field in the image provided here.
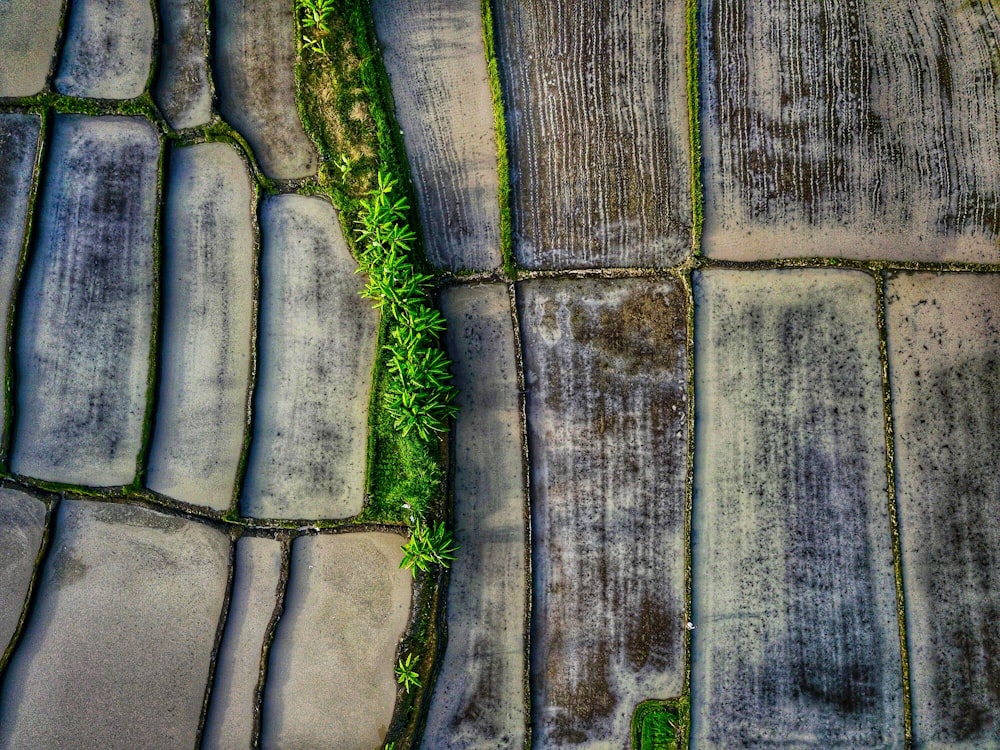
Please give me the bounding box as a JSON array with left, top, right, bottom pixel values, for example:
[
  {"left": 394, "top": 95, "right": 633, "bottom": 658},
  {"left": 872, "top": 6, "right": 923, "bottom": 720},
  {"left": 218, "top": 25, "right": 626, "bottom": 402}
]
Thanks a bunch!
[{"left": 0, "top": 0, "right": 998, "bottom": 748}]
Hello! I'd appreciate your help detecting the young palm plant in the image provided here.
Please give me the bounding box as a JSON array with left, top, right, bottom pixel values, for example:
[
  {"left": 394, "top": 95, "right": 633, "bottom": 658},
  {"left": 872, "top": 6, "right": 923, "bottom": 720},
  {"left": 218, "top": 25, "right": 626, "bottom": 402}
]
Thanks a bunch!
[
  {"left": 297, "top": 0, "right": 335, "bottom": 57},
  {"left": 399, "top": 520, "right": 458, "bottom": 576},
  {"left": 395, "top": 653, "right": 422, "bottom": 694}
]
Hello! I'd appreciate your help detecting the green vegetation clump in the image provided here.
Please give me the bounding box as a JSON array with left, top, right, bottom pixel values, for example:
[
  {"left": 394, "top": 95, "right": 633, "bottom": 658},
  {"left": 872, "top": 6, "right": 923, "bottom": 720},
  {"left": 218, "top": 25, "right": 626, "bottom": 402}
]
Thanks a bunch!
[
  {"left": 399, "top": 519, "right": 458, "bottom": 577},
  {"left": 355, "top": 170, "right": 457, "bottom": 442},
  {"left": 480, "top": 0, "right": 515, "bottom": 277},
  {"left": 293, "top": 0, "right": 454, "bottom": 525},
  {"left": 395, "top": 653, "right": 422, "bottom": 693},
  {"left": 631, "top": 698, "right": 688, "bottom": 750}
]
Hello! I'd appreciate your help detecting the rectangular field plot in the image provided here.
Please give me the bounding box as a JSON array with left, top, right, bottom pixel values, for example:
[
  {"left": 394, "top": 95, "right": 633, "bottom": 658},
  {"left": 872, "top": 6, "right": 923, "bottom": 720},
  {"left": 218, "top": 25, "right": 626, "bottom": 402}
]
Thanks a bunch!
[
  {"left": 213, "top": 0, "right": 318, "bottom": 179},
  {"left": 0, "top": 0, "right": 63, "bottom": 96},
  {"left": 422, "top": 284, "right": 527, "bottom": 749},
  {"left": 701, "top": 0, "right": 1000, "bottom": 262},
  {"left": 203, "top": 536, "right": 283, "bottom": 749},
  {"left": 691, "top": 269, "right": 903, "bottom": 749},
  {"left": 518, "top": 278, "right": 688, "bottom": 746},
  {"left": 55, "top": 0, "right": 154, "bottom": 99},
  {"left": 241, "top": 195, "right": 377, "bottom": 520},
  {"left": 373, "top": 0, "right": 501, "bottom": 272},
  {"left": 0, "top": 500, "right": 230, "bottom": 750},
  {"left": 12, "top": 115, "right": 159, "bottom": 488},
  {"left": 146, "top": 142, "right": 254, "bottom": 511},
  {"left": 261, "top": 533, "right": 411, "bottom": 750},
  {"left": 153, "top": 0, "right": 214, "bottom": 129},
  {"left": 886, "top": 273, "right": 1000, "bottom": 749},
  {"left": 495, "top": 0, "right": 692, "bottom": 269},
  {"left": 0, "top": 113, "right": 41, "bottom": 453}
]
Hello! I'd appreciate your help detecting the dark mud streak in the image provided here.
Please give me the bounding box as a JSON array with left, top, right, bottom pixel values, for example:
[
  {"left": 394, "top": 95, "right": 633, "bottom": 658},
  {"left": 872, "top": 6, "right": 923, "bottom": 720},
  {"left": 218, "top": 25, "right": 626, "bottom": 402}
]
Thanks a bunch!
[
  {"left": 136, "top": 129, "right": 167, "bottom": 487},
  {"left": 251, "top": 536, "right": 290, "bottom": 749},
  {"left": 508, "top": 280, "right": 533, "bottom": 750},
  {"left": 493, "top": 0, "right": 692, "bottom": 269},
  {"left": 520, "top": 278, "right": 687, "bottom": 745},
  {"left": 0, "top": 113, "right": 44, "bottom": 469},
  {"left": 195, "top": 534, "right": 237, "bottom": 750},
  {"left": 46, "top": 0, "right": 73, "bottom": 93},
  {"left": 0, "top": 487, "right": 58, "bottom": 679}
]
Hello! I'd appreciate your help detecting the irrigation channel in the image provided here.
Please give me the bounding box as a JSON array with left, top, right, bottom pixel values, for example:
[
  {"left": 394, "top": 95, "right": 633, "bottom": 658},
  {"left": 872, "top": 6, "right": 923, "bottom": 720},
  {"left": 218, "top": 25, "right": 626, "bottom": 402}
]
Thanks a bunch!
[{"left": 1, "top": 0, "right": 999, "bottom": 748}]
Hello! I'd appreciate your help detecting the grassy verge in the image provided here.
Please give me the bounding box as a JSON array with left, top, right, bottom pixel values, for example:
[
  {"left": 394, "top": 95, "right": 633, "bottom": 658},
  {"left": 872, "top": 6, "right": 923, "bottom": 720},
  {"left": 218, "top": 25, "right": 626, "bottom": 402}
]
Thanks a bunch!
[
  {"left": 685, "top": 0, "right": 704, "bottom": 254},
  {"left": 481, "top": 0, "right": 515, "bottom": 278},
  {"left": 631, "top": 697, "right": 690, "bottom": 750},
  {"left": 293, "top": 0, "right": 448, "bottom": 529}
]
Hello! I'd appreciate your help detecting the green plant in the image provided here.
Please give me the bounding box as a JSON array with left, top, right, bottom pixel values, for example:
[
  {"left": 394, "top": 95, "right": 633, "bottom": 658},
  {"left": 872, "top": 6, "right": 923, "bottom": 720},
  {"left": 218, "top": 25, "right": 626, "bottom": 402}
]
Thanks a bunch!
[
  {"left": 356, "top": 169, "right": 458, "bottom": 442},
  {"left": 395, "top": 652, "right": 422, "bottom": 693},
  {"left": 298, "top": 0, "right": 335, "bottom": 56},
  {"left": 631, "top": 698, "right": 688, "bottom": 750},
  {"left": 400, "top": 519, "right": 458, "bottom": 576}
]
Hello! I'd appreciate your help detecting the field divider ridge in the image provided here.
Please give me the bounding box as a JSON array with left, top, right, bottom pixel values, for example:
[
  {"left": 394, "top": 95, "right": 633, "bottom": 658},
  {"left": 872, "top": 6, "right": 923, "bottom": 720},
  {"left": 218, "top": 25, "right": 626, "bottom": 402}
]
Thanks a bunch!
[
  {"left": 194, "top": 534, "right": 238, "bottom": 749},
  {"left": 508, "top": 279, "right": 533, "bottom": 750},
  {"left": 0, "top": 485, "right": 58, "bottom": 679},
  {"left": 1, "top": 111, "right": 47, "bottom": 470},
  {"left": 875, "top": 268, "right": 914, "bottom": 748}
]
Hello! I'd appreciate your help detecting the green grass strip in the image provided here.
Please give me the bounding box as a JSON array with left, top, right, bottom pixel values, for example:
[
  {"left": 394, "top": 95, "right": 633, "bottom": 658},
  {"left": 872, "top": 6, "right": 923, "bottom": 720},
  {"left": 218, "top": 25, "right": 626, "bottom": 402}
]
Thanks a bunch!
[
  {"left": 481, "top": 0, "right": 515, "bottom": 278},
  {"left": 686, "top": 0, "right": 704, "bottom": 254}
]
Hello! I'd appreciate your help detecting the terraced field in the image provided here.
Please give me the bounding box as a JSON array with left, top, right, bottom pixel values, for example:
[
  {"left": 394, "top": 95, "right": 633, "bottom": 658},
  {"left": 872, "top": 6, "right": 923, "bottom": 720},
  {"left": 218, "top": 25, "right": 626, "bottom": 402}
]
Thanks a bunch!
[{"left": 2, "top": 0, "right": 999, "bottom": 749}]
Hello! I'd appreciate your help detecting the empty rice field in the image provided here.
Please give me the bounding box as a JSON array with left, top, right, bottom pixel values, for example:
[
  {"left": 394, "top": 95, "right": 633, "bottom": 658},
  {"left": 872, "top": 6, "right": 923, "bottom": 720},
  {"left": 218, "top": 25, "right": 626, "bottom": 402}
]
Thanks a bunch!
[
  {"left": 701, "top": 0, "right": 1000, "bottom": 262},
  {"left": 1, "top": 0, "right": 999, "bottom": 748},
  {"left": 494, "top": 0, "right": 693, "bottom": 269}
]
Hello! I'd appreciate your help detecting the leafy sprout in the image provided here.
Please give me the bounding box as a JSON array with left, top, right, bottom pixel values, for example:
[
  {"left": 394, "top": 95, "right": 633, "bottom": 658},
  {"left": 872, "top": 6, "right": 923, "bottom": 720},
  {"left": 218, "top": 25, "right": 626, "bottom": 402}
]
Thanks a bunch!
[
  {"left": 395, "top": 652, "right": 422, "bottom": 694},
  {"left": 400, "top": 520, "right": 458, "bottom": 576}
]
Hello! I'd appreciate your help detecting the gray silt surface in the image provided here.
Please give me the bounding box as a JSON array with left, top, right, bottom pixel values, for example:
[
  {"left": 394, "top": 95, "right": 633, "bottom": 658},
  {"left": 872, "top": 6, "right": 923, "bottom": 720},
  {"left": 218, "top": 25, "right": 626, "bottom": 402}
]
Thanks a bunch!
[
  {"left": 0, "top": 113, "right": 40, "bottom": 442},
  {"left": 12, "top": 115, "right": 159, "bottom": 488},
  {"left": 261, "top": 533, "right": 411, "bottom": 750},
  {"left": 690, "top": 269, "right": 904, "bottom": 749},
  {"left": 422, "top": 284, "right": 527, "bottom": 749},
  {"left": 0, "top": 0, "right": 63, "bottom": 97},
  {"left": 146, "top": 141, "right": 254, "bottom": 511},
  {"left": 372, "top": 0, "right": 501, "bottom": 272},
  {"left": 153, "top": 0, "right": 214, "bottom": 129},
  {"left": 212, "top": 0, "right": 319, "bottom": 179},
  {"left": 494, "top": 0, "right": 693, "bottom": 269},
  {"left": 203, "top": 535, "right": 283, "bottom": 749},
  {"left": 518, "top": 277, "right": 688, "bottom": 747},
  {"left": 241, "top": 195, "right": 377, "bottom": 520},
  {"left": 0, "top": 499, "right": 230, "bottom": 750},
  {"left": 0, "top": 486, "right": 46, "bottom": 657},
  {"left": 886, "top": 273, "right": 1000, "bottom": 749},
  {"left": 55, "top": 0, "right": 155, "bottom": 100}
]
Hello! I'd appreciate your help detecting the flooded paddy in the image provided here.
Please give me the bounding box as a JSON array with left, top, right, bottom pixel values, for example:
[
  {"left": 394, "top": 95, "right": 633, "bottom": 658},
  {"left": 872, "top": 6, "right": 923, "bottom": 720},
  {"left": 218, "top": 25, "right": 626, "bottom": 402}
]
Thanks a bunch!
[
  {"left": 12, "top": 115, "right": 159, "bottom": 488},
  {"left": 146, "top": 142, "right": 255, "bottom": 511}
]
